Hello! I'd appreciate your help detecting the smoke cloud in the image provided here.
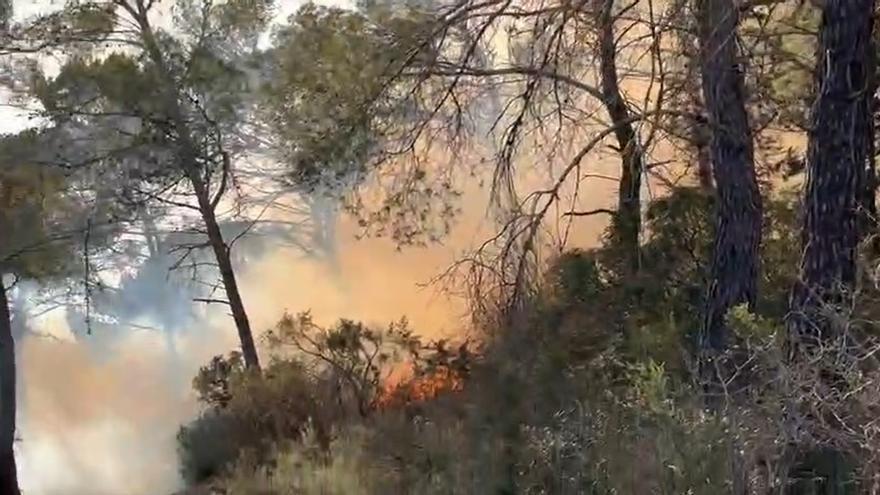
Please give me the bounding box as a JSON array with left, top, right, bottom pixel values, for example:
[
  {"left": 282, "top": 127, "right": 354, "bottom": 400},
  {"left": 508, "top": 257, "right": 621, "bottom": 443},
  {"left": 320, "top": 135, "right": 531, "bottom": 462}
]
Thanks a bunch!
[
  {"left": 13, "top": 196, "right": 473, "bottom": 494},
  {"left": 5, "top": 1, "right": 629, "bottom": 490},
  {"left": 12, "top": 153, "right": 622, "bottom": 493}
]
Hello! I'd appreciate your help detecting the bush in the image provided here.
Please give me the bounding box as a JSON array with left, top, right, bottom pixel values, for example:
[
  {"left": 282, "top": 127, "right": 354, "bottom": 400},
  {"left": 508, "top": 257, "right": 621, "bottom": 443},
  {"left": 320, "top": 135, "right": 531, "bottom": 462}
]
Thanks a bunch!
[
  {"left": 177, "top": 314, "right": 448, "bottom": 487},
  {"left": 177, "top": 354, "right": 326, "bottom": 484},
  {"left": 177, "top": 410, "right": 244, "bottom": 484}
]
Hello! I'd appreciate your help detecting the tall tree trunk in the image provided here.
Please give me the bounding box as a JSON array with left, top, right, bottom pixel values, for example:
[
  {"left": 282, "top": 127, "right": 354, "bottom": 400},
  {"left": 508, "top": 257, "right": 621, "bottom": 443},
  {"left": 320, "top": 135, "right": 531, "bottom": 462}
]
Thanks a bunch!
[
  {"left": 598, "top": 0, "right": 644, "bottom": 271},
  {"left": 789, "top": 0, "right": 874, "bottom": 349},
  {"left": 0, "top": 3, "right": 18, "bottom": 490},
  {"left": 787, "top": 0, "right": 874, "bottom": 492},
  {"left": 130, "top": 0, "right": 260, "bottom": 369},
  {"left": 696, "top": 3, "right": 762, "bottom": 492},
  {"left": 697, "top": 0, "right": 762, "bottom": 363},
  {"left": 196, "top": 185, "right": 261, "bottom": 370},
  {"left": 0, "top": 277, "right": 20, "bottom": 495}
]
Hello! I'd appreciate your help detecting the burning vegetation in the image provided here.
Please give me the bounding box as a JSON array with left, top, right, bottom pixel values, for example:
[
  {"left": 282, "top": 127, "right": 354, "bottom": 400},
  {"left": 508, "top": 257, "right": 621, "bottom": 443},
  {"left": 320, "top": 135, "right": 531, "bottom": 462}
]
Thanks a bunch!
[{"left": 3, "top": 0, "right": 880, "bottom": 493}]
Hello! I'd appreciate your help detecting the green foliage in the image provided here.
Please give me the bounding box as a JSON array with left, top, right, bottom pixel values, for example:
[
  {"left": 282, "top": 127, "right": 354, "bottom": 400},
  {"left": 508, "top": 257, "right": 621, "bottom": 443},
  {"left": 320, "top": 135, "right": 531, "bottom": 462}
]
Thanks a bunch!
[
  {"left": 171, "top": 0, "right": 272, "bottom": 122},
  {"left": 191, "top": 351, "right": 246, "bottom": 408},
  {"left": 260, "top": 4, "right": 394, "bottom": 187},
  {"left": 178, "top": 354, "right": 324, "bottom": 484},
  {"left": 592, "top": 187, "right": 798, "bottom": 366},
  {"left": 726, "top": 303, "right": 779, "bottom": 345},
  {"left": 259, "top": 2, "right": 434, "bottom": 189},
  {"left": 17, "top": 0, "right": 272, "bottom": 202},
  {"left": 0, "top": 129, "right": 107, "bottom": 281},
  {"left": 176, "top": 409, "right": 244, "bottom": 483},
  {"left": 209, "top": 0, "right": 273, "bottom": 37},
  {"left": 630, "top": 360, "right": 674, "bottom": 416},
  {"left": 31, "top": 53, "right": 160, "bottom": 115},
  {"left": 254, "top": 2, "right": 459, "bottom": 247},
  {"left": 65, "top": 3, "right": 117, "bottom": 37},
  {"left": 25, "top": 52, "right": 187, "bottom": 208},
  {"left": 18, "top": 2, "right": 117, "bottom": 48},
  {"left": 543, "top": 249, "right": 603, "bottom": 306}
]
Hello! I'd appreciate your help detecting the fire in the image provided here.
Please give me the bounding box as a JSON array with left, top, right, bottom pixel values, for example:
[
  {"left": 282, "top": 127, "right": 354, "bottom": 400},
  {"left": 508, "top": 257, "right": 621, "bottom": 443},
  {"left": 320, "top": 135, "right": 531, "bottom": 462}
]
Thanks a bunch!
[{"left": 375, "top": 366, "right": 465, "bottom": 410}]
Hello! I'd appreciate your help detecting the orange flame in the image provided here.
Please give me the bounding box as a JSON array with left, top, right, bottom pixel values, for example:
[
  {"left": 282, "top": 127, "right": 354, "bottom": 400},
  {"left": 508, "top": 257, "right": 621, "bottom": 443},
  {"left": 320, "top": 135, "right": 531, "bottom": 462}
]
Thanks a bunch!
[{"left": 376, "top": 367, "right": 465, "bottom": 410}]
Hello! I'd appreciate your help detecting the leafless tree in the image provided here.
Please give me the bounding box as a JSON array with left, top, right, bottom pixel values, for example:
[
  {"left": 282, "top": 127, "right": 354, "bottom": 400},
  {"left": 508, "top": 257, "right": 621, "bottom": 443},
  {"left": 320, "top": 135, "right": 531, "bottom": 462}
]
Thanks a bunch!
[{"left": 374, "top": 0, "right": 702, "bottom": 321}]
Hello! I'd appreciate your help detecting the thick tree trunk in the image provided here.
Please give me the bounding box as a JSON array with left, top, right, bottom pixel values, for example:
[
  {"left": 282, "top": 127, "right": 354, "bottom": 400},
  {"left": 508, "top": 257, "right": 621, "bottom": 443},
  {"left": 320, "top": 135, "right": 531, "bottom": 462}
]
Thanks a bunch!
[
  {"left": 696, "top": 4, "right": 761, "bottom": 492},
  {"left": 0, "top": 278, "right": 20, "bottom": 495},
  {"left": 598, "top": 0, "right": 643, "bottom": 271},
  {"left": 787, "top": 0, "right": 874, "bottom": 492},
  {"left": 132, "top": 0, "right": 261, "bottom": 369},
  {"left": 697, "top": 0, "right": 762, "bottom": 359},
  {"left": 789, "top": 0, "right": 874, "bottom": 349}
]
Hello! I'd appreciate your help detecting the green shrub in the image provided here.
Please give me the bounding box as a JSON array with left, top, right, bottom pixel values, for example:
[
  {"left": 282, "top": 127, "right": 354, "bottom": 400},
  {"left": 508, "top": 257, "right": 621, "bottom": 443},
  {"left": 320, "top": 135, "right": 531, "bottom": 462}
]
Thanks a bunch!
[
  {"left": 177, "top": 354, "right": 326, "bottom": 484},
  {"left": 177, "top": 410, "right": 243, "bottom": 484}
]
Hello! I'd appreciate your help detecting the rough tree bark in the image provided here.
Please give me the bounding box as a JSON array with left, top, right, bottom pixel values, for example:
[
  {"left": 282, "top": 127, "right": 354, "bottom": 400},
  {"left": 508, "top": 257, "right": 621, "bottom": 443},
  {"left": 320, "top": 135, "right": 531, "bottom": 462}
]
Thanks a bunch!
[
  {"left": 597, "top": 0, "right": 644, "bottom": 271},
  {"left": 787, "top": 0, "right": 874, "bottom": 492},
  {"left": 697, "top": 0, "right": 762, "bottom": 362},
  {"left": 126, "top": 0, "right": 261, "bottom": 369},
  {"left": 0, "top": 277, "right": 19, "bottom": 495},
  {"left": 696, "top": 4, "right": 762, "bottom": 493},
  {"left": 789, "top": 0, "right": 874, "bottom": 348}
]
